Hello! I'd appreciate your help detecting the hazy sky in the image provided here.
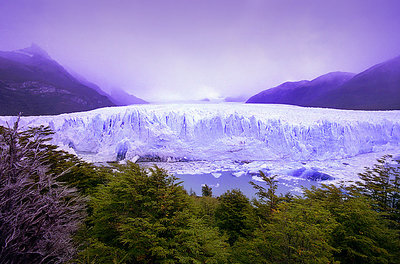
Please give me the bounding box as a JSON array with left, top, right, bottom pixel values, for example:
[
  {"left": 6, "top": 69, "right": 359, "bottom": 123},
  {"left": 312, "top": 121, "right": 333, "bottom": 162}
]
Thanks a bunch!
[{"left": 1, "top": 0, "right": 400, "bottom": 102}]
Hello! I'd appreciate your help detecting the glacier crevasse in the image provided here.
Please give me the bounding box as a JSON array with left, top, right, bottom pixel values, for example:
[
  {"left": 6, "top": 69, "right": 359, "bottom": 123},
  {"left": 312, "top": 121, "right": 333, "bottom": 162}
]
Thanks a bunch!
[{"left": 1, "top": 104, "right": 399, "bottom": 162}]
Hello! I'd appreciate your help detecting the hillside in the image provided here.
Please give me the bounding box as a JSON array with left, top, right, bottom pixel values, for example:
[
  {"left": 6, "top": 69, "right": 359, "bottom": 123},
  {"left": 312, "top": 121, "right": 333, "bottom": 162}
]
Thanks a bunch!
[
  {"left": 315, "top": 56, "right": 400, "bottom": 110},
  {"left": 0, "top": 44, "right": 114, "bottom": 115},
  {"left": 247, "top": 56, "right": 400, "bottom": 110}
]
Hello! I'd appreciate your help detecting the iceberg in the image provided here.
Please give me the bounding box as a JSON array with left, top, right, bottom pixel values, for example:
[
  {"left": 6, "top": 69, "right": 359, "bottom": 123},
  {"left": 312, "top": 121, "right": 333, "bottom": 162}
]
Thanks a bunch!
[{"left": 211, "top": 173, "right": 222, "bottom": 179}]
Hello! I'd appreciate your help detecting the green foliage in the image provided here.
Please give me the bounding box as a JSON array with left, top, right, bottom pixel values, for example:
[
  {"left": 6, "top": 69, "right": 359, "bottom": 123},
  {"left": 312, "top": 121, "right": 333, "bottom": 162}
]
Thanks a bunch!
[
  {"left": 202, "top": 184, "right": 213, "bottom": 197},
  {"left": 231, "top": 163, "right": 400, "bottom": 264},
  {"left": 215, "top": 189, "right": 255, "bottom": 245},
  {"left": 231, "top": 199, "right": 337, "bottom": 264},
  {"left": 3, "top": 124, "right": 111, "bottom": 195},
  {"left": 250, "top": 172, "right": 283, "bottom": 221},
  {"left": 39, "top": 140, "right": 110, "bottom": 195},
  {"left": 356, "top": 155, "right": 400, "bottom": 224},
  {"left": 305, "top": 184, "right": 400, "bottom": 264},
  {"left": 80, "top": 162, "right": 228, "bottom": 263},
  {"left": 76, "top": 238, "right": 128, "bottom": 264},
  {"left": 53, "top": 159, "right": 110, "bottom": 195},
  {"left": 191, "top": 195, "right": 220, "bottom": 226},
  {"left": 4, "top": 122, "right": 399, "bottom": 264}
]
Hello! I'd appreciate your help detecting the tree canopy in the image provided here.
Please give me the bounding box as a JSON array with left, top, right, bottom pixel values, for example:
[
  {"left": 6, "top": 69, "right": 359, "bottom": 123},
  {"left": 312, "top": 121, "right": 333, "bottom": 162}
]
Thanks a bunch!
[{"left": 1, "top": 121, "right": 399, "bottom": 264}]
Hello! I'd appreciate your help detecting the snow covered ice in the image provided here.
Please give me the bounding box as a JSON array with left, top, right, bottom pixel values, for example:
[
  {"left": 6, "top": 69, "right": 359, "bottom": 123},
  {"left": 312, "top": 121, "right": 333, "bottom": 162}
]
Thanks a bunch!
[{"left": 1, "top": 103, "right": 399, "bottom": 186}]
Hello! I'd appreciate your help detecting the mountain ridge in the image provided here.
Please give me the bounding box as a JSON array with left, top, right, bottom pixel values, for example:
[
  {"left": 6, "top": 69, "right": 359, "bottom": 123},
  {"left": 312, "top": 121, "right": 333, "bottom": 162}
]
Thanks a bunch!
[
  {"left": 0, "top": 44, "right": 146, "bottom": 116},
  {"left": 247, "top": 72, "right": 355, "bottom": 107},
  {"left": 247, "top": 56, "right": 400, "bottom": 110}
]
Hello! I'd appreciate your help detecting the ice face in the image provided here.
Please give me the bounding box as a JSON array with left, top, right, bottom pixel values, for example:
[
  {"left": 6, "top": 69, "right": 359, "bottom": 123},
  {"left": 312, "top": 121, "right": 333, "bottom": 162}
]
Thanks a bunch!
[{"left": 1, "top": 103, "right": 399, "bottom": 163}]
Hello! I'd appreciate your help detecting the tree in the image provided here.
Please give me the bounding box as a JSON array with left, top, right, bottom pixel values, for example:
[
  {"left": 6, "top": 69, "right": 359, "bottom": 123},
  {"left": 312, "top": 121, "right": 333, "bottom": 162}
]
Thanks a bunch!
[
  {"left": 0, "top": 120, "right": 84, "bottom": 263},
  {"left": 305, "top": 184, "right": 400, "bottom": 264},
  {"left": 190, "top": 195, "right": 220, "bottom": 227},
  {"left": 81, "top": 162, "right": 228, "bottom": 263},
  {"left": 215, "top": 189, "right": 255, "bottom": 245},
  {"left": 355, "top": 155, "right": 400, "bottom": 224},
  {"left": 231, "top": 199, "right": 337, "bottom": 264},
  {"left": 202, "top": 184, "right": 213, "bottom": 197},
  {"left": 250, "top": 172, "right": 282, "bottom": 220}
]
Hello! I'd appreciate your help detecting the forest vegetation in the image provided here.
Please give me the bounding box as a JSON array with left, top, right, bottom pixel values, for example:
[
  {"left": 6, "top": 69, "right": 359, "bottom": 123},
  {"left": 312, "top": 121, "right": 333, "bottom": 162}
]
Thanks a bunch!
[{"left": 0, "top": 121, "right": 399, "bottom": 263}]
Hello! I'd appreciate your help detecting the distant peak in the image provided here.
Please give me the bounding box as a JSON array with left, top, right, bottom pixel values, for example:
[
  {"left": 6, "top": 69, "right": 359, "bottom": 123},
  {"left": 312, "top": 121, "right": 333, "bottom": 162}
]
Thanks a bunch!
[
  {"left": 310, "top": 71, "right": 356, "bottom": 84},
  {"left": 17, "top": 43, "right": 51, "bottom": 59},
  {"left": 320, "top": 71, "right": 355, "bottom": 78}
]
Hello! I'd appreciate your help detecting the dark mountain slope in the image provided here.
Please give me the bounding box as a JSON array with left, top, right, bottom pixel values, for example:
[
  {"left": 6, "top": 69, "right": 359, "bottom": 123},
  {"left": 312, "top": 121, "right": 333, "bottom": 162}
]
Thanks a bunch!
[
  {"left": 110, "top": 88, "right": 148, "bottom": 106},
  {"left": 247, "top": 72, "right": 355, "bottom": 107},
  {"left": 313, "top": 56, "right": 400, "bottom": 110},
  {"left": 68, "top": 70, "right": 148, "bottom": 106},
  {"left": 0, "top": 44, "right": 115, "bottom": 116},
  {"left": 247, "top": 55, "right": 400, "bottom": 110}
]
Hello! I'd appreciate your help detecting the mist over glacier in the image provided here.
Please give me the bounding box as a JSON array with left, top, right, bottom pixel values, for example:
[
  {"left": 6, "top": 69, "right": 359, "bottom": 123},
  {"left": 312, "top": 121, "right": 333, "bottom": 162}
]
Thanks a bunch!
[{"left": 1, "top": 103, "right": 399, "bottom": 164}]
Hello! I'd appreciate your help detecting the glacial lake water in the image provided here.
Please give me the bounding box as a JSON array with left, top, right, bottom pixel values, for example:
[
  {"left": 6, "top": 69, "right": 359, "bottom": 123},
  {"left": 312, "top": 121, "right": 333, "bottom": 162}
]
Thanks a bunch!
[
  {"left": 175, "top": 170, "right": 321, "bottom": 198},
  {"left": 133, "top": 150, "right": 397, "bottom": 198}
]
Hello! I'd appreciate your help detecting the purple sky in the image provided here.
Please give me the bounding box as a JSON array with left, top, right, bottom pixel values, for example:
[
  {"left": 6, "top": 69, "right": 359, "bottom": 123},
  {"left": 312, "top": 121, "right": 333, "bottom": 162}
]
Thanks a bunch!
[{"left": 1, "top": 0, "right": 400, "bottom": 102}]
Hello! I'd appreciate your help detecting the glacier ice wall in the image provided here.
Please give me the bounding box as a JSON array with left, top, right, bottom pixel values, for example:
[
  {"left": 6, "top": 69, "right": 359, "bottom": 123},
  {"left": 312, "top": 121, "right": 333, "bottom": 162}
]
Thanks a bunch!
[{"left": 1, "top": 104, "right": 399, "bottom": 162}]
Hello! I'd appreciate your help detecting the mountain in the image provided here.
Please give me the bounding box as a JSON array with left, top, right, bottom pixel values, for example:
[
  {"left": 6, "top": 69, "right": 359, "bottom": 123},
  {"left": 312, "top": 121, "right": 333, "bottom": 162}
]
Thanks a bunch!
[
  {"left": 224, "top": 95, "right": 248, "bottom": 102},
  {"left": 65, "top": 68, "right": 111, "bottom": 97},
  {"left": 246, "top": 72, "right": 355, "bottom": 107},
  {"left": 315, "top": 56, "right": 400, "bottom": 110},
  {"left": 110, "top": 88, "right": 148, "bottom": 106},
  {"left": 247, "top": 55, "right": 400, "bottom": 110},
  {"left": 0, "top": 44, "right": 115, "bottom": 116},
  {"left": 68, "top": 70, "right": 147, "bottom": 106}
]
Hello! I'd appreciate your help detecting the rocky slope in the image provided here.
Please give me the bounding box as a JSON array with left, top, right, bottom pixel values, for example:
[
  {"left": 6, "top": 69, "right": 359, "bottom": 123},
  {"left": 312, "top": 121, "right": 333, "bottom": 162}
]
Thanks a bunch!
[{"left": 0, "top": 44, "right": 114, "bottom": 115}]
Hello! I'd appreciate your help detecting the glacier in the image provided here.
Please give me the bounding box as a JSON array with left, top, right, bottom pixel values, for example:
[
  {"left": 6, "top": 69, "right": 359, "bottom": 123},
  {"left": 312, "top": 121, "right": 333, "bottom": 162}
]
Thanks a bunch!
[{"left": 0, "top": 103, "right": 399, "bottom": 165}]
